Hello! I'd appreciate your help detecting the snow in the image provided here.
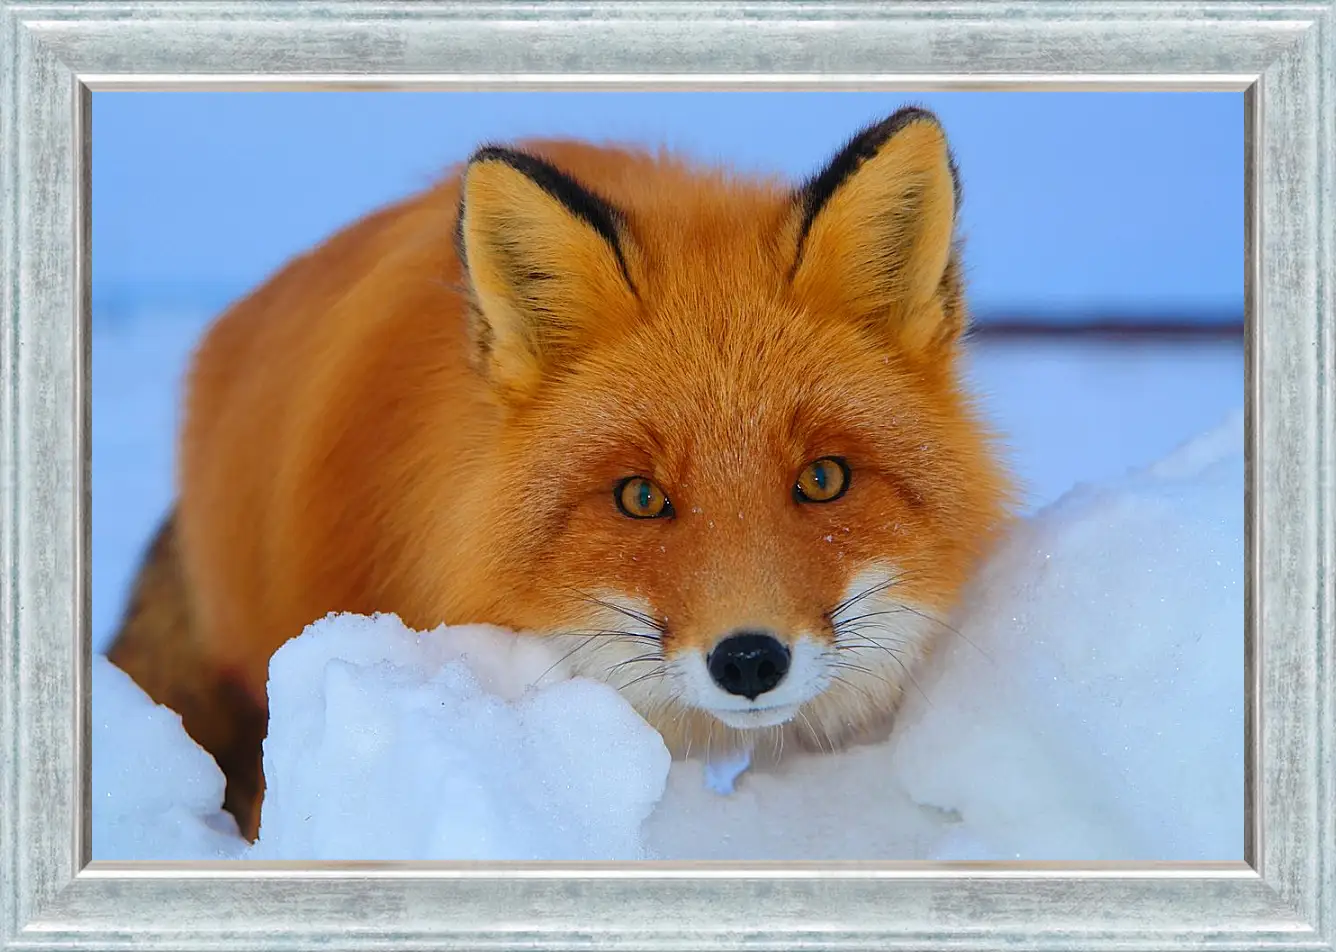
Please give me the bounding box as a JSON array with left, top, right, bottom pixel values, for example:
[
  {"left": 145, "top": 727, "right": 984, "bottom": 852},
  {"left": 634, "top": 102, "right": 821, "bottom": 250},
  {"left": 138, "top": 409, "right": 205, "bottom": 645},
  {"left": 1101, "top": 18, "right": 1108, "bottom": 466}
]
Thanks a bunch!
[
  {"left": 91, "top": 318, "right": 1243, "bottom": 860},
  {"left": 248, "top": 615, "right": 670, "bottom": 861},
  {"left": 963, "top": 337, "right": 1244, "bottom": 510},
  {"left": 92, "top": 655, "right": 247, "bottom": 860},
  {"left": 888, "top": 410, "right": 1244, "bottom": 861},
  {"left": 702, "top": 743, "right": 756, "bottom": 796},
  {"left": 95, "top": 615, "right": 672, "bottom": 862}
]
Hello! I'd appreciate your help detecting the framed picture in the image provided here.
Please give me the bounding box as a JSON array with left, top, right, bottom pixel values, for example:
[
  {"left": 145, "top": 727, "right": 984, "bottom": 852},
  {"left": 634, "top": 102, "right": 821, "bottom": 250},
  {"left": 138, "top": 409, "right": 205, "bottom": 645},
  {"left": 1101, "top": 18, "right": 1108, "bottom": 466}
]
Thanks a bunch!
[{"left": 2, "top": 2, "right": 1332, "bottom": 950}]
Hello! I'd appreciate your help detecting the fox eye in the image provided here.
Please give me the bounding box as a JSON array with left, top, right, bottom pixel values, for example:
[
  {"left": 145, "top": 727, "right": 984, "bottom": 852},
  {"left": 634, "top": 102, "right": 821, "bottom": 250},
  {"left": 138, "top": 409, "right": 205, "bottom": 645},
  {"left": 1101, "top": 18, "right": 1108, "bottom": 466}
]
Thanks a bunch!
[
  {"left": 795, "top": 456, "right": 850, "bottom": 503},
  {"left": 615, "top": 476, "right": 674, "bottom": 519}
]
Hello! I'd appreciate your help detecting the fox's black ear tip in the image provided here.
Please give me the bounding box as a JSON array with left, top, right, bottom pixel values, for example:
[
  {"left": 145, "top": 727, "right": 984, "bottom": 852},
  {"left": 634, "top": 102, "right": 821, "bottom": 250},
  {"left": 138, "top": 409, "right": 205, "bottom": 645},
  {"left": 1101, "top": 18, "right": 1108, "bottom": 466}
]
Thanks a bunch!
[
  {"left": 464, "top": 144, "right": 534, "bottom": 171},
  {"left": 797, "top": 104, "right": 960, "bottom": 215},
  {"left": 869, "top": 105, "right": 944, "bottom": 136},
  {"left": 853, "top": 106, "right": 950, "bottom": 155}
]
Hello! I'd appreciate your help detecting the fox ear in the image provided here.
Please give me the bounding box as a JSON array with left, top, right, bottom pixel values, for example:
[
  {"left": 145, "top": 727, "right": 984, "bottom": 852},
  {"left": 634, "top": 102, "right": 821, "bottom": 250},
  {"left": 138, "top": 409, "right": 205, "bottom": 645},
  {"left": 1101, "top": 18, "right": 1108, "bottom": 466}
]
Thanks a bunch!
[
  {"left": 456, "top": 147, "right": 639, "bottom": 398},
  {"left": 788, "top": 108, "right": 964, "bottom": 354}
]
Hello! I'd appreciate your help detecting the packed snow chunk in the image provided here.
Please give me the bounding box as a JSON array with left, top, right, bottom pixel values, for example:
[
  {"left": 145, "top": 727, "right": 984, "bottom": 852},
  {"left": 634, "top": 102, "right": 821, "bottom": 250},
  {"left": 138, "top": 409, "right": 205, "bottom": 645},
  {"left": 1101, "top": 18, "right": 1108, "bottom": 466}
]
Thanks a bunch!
[
  {"left": 888, "top": 410, "right": 1244, "bottom": 861},
  {"left": 92, "top": 655, "right": 249, "bottom": 860},
  {"left": 247, "top": 613, "right": 672, "bottom": 861},
  {"left": 703, "top": 743, "right": 755, "bottom": 796}
]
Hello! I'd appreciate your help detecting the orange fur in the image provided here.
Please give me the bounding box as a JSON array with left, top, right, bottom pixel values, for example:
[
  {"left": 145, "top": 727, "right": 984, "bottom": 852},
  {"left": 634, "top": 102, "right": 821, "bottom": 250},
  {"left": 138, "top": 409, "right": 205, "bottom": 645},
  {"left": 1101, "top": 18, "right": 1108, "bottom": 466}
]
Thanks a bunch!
[{"left": 115, "top": 109, "right": 1014, "bottom": 837}]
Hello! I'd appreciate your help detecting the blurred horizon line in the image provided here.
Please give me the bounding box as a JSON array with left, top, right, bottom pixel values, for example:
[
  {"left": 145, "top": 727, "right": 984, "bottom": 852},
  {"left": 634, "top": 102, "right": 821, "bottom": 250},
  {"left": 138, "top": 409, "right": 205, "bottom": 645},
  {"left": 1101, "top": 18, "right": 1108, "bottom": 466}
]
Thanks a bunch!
[{"left": 91, "top": 281, "right": 1244, "bottom": 337}]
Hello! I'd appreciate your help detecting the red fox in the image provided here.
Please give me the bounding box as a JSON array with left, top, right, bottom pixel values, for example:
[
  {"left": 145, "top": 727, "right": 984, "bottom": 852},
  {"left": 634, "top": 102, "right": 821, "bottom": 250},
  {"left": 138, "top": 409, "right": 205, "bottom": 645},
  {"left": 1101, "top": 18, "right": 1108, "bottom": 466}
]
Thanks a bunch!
[{"left": 108, "top": 107, "right": 1014, "bottom": 841}]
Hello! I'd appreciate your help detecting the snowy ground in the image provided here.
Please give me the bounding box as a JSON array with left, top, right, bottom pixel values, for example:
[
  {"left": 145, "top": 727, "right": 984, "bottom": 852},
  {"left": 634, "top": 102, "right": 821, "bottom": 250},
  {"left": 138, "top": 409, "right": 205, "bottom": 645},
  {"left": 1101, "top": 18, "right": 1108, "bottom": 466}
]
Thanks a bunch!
[{"left": 92, "top": 307, "right": 1244, "bottom": 862}]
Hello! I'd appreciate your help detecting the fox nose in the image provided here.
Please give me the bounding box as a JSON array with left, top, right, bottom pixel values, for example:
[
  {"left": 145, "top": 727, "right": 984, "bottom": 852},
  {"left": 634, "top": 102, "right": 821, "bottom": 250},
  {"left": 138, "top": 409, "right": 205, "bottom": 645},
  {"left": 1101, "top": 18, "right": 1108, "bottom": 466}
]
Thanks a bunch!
[{"left": 707, "top": 631, "right": 791, "bottom": 699}]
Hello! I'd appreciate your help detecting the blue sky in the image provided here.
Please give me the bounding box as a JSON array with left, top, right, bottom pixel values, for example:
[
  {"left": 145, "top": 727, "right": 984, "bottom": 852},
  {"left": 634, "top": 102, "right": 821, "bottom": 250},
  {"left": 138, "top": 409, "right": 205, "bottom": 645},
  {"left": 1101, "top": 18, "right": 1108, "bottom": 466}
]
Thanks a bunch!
[{"left": 92, "top": 91, "right": 1243, "bottom": 325}]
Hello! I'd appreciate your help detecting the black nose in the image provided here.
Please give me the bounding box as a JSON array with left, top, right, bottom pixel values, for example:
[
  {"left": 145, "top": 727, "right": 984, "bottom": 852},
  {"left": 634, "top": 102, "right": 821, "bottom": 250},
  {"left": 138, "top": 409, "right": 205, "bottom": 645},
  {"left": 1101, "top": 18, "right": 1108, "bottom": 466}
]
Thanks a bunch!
[{"left": 707, "top": 631, "right": 791, "bottom": 699}]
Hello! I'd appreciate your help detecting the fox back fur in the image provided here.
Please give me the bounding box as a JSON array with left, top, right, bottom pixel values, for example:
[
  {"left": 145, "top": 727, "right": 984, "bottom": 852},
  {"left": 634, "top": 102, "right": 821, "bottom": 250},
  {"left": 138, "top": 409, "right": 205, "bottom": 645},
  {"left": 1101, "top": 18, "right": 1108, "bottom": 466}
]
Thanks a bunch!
[{"left": 108, "top": 107, "right": 1014, "bottom": 841}]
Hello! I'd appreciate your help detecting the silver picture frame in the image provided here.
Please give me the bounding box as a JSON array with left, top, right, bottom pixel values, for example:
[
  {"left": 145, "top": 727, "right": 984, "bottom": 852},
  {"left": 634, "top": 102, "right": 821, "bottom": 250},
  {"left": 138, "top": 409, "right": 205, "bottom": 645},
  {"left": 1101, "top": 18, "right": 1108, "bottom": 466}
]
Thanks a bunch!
[{"left": 2, "top": 2, "right": 1332, "bottom": 949}]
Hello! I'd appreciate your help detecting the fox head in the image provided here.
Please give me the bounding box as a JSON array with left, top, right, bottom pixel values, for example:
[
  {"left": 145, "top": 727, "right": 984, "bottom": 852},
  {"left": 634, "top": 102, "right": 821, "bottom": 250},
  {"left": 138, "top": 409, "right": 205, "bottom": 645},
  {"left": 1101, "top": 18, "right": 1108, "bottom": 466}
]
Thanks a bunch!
[{"left": 451, "top": 107, "right": 1014, "bottom": 755}]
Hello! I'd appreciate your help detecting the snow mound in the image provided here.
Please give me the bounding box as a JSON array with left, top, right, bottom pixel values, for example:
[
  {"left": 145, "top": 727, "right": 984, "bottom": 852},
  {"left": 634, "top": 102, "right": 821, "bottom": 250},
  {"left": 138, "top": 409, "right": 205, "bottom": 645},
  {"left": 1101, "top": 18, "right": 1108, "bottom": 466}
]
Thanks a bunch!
[
  {"left": 887, "top": 409, "right": 1244, "bottom": 860},
  {"left": 92, "top": 655, "right": 246, "bottom": 860},
  {"left": 248, "top": 614, "right": 671, "bottom": 860}
]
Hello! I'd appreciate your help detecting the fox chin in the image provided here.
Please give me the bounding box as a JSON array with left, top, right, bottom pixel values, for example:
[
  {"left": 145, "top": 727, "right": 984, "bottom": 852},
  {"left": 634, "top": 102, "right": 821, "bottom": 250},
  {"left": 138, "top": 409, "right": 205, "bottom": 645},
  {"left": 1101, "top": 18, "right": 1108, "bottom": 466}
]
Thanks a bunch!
[{"left": 108, "top": 106, "right": 1015, "bottom": 841}]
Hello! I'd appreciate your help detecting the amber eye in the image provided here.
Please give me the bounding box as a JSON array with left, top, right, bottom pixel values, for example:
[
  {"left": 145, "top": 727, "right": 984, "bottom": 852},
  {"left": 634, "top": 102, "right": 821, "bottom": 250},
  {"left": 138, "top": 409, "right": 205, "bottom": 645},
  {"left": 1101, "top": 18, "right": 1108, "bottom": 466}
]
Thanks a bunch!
[
  {"left": 615, "top": 476, "right": 673, "bottom": 519},
  {"left": 795, "top": 456, "right": 850, "bottom": 503}
]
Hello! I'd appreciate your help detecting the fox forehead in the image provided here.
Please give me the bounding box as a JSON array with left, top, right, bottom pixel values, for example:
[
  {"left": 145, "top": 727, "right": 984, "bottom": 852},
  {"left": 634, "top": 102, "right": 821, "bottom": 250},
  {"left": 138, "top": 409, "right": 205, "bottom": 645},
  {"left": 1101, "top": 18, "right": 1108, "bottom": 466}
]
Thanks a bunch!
[{"left": 532, "top": 310, "right": 936, "bottom": 467}]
